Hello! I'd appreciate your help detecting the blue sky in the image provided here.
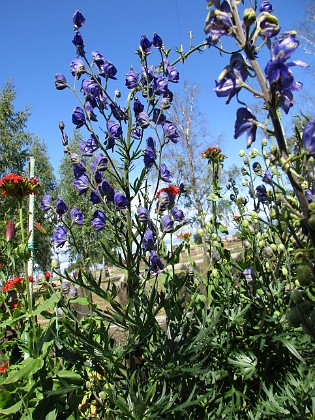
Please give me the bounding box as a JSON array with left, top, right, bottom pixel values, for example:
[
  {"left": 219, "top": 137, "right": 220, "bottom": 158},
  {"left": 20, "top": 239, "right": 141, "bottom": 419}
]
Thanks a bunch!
[{"left": 0, "top": 0, "right": 314, "bottom": 175}]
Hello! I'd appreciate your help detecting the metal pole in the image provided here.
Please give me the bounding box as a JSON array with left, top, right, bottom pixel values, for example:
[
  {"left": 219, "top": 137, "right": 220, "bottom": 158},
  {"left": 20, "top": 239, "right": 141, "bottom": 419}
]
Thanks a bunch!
[{"left": 28, "top": 157, "right": 35, "bottom": 304}]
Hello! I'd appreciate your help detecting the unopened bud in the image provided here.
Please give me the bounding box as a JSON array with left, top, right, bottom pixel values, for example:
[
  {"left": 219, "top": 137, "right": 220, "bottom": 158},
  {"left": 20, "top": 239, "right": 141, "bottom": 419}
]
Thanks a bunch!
[
  {"left": 239, "top": 150, "right": 245, "bottom": 157},
  {"left": 59, "top": 121, "right": 65, "bottom": 131},
  {"left": 243, "top": 7, "right": 256, "bottom": 28},
  {"left": 5, "top": 220, "right": 15, "bottom": 241}
]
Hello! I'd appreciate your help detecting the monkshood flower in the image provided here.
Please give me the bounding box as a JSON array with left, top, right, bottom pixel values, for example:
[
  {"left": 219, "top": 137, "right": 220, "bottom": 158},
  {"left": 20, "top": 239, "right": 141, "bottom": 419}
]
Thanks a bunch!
[
  {"left": 243, "top": 267, "right": 255, "bottom": 284},
  {"left": 73, "top": 10, "right": 85, "bottom": 30},
  {"left": 171, "top": 206, "right": 184, "bottom": 221},
  {"left": 72, "top": 106, "right": 86, "bottom": 128},
  {"left": 114, "top": 191, "right": 128, "bottom": 210},
  {"left": 80, "top": 135, "right": 99, "bottom": 156},
  {"left": 260, "top": 1, "right": 273, "bottom": 13},
  {"left": 153, "top": 33, "right": 163, "bottom": 49},
  {"left": 56, "top": 198, "right": 68, "bottom": 216},
  {"left": 139, "top": 35, "right": 152, "bottom": 54},
  {"left": 305, "top": 189, "right": 313, "bottom": 203},
  {"left": 214, "top": 71, "right": 241, "bottom": 104},
  {"left": 125, "top": 70, "right": 139, "bottom": 89},
  {"left": 131, "top": 128, "right": 141, "bottom": 140},
  {"left": 137, "top": 112, "right": 150, "bottom": 129},
  {"left": 162, "top": 121, "right": 179, "bottom": 143},
  {"left": 257, "top": 12, "right": 280, "bottom": 39},
  {"left": 61, "top": 281, "right": 70, "bottom": 295},
  {"left": 303, "top": 118, "right": 315, "bottom": 156},
  {"left": 204, "top": 7, "right": 234, "bottom": 38},
  {"left": 143, "top": 229, "right": 155, "bottom": 251},
  {"left": 91, "top": 153, "right": 108, "bottom": 173},
  {"left": 94, "top": 169, "right": 104, "bottom": 183},
  {"left": 73, "top": 162, "right": 86, "bottom": 179},
  {"left": 53, "top": 226, "right": 67, "bottom": 248},
  {"left": 70, "top": 59, "right": 86, "bottom": 78},
  {"left": 150, "top": 251, "right": 164, "bottom": 274},
  {"left": 107, "top": 120, "right": 122, "bottom": 139},
  {"left": 262, "top": 169, "right": 272, "bottom": 184},
  {"left": 271, "top": 32, "right": 299, "bottom": 61},
  {"left": 144, "top": 137, "right": 157, "bottom": 169},
  {"left": 133, "top": 97, "right": 144, "bottom": 117},
  {"left": 92, "top": 50, "right": 105, "bottom": 65},
  {"left": 234, "top": 108, "right": 257, "bottom": 148},
  {"left": 74, "top": 173, "right": 90, "bottom": 195},
  {"left": 110, "top": 103, "right": 128, "bottom": 122},
  {"left": 100, "top": 180, "right": 115, "bottom": 203},
  {"left": 68, "top": 287, "right": 78, "bottom": 299},
  {"left": 91, "top": 209, "right": 106, "bottom": 231},
  {"left": 166, "top": 66, "right": 179, "bottom": 83},
  {"left": 152, "top": 75, "right": 169, "bottom": 95},
  {"left": 160, "top": 164, "right": 172, "bottom": 183},
  {"left": 72, "top": 31, "right": 85, "bottom": 57},
  {"left": 40, "top": 194, "right": 53, "bottom": 212},
  {"left": 140, "top": 65, "right": 155, "bottom": 84},
  {"left": 256, "top": 184, "right": 269, "bottom": 205},
  {"left": 98, "top": 61, "right": 117, "bottom": 79},
  {"left": 70, "top": 153, "right": 80, "bottom": 165},
  {"left": 90, "top": 191, "right": 101, "bottom": 204},
  {"left": 161, "top": 215, "right": 174, "bottom": 233},
  {"left": 70, "top": 208, "right": 84, "bottom": 225},
  {"left": 85, "top": 101, "right": 98, "bottom": 122},
  {"left": 55, "top": 74, "right": 68, "bottom": 90},
  {"left": 81, "top": 79, "right": 101, "bottom": 99},
  {"left": 156, "top": 191, "right": 170, "bottom": 212},
  {"left": 152, "top": 109, "right": 166, "bottom": 125},
  {"left": 137, "top": 207, "right": 150, "bottom": 222}
]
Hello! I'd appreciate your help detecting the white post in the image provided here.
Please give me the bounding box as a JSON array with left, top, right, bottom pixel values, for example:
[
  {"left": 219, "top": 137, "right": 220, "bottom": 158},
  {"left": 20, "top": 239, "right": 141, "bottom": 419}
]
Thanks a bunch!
[{"left": 27, "top": 157, "right": 35, "bottom": 305}]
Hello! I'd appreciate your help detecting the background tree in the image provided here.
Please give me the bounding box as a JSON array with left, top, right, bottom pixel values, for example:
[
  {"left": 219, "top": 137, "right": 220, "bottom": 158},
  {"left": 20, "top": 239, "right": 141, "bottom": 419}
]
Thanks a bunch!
[
  {"left": 165, "top": 82, "right": 239, "bottom": 258},
  {"left": 0, "top": 80, "right": 56, "bottom": 271}
]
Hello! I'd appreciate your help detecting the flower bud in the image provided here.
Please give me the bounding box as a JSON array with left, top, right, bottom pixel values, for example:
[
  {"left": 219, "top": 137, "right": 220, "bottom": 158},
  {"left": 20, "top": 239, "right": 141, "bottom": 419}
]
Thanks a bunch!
[
  {"left": 51, "top": 259, "right": 60, "bottom": 270},
  {"left": 5, "top": 221, "right": 15, "bottom": 241},
  {"left": 269, "top": 244, "right": 277, "bottom": 252},
  {"left": 114, "top": 90, "right": 121, "bottom": 98},
  {"left": 243, "top": 8, "right": 256, "bottom": 28},
  {"left": 278, "top": 244, "right": 285, "bottom": 253},
  {"left": 243, "top": 240, "right": 250, "bottom": 249},
  {"left": 34, "top": 220, "right": 47, "bottom": 234},
  {"left": 249, "top": 148, "right": 259, "bottom": 158},
  {"left": 15, "top": 243, "right": 31, "bottom": 261},
  {"left": 239, "top": 150, "right": 245, "bottom": 157},
  {"left": 59, "top": 121, "right": 65, "bottom": 131},
  {"left": 261, "top": 138, "right": 267, "bottom": 147},
  {"left": 242, "top": 179, "right": 248, "bottom": 186}
]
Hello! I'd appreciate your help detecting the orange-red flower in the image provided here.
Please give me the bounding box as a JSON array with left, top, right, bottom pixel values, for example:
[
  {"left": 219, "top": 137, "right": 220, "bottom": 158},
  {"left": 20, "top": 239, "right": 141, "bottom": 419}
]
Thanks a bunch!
[
  {"left": 177, "top": 232, "right": 191, "bottom": 241},
  {"left": 2, "top": 275, "right": 34, "bottom": 292},
  {"left": 155, "top": 185, "right": 180, "bottom": 199},
  {"left": 0, "top": 361, "right": 10, "bottom": 373},
  {"left": 0, "top": 173, "right": 40, "bottom": 200},
  {"left": 201, "top": 147, "right": 225, "bottom": 162}
]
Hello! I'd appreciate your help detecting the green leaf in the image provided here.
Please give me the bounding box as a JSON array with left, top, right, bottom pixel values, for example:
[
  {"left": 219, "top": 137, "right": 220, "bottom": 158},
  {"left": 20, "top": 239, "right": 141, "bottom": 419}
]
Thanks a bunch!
[
  {"left": 207, "top": 192, "right": 219, "bottom": 201},
  {"left": 0, "top": 399, "right": 23, "bottom": 415},
  {"left": 56, "top": 370, "right": 84, "bottom": 384},
  {"left": 0, "top": 389, "right": 11, "bottom": 409},
  {"left": 4, "top": 357, "right": 44, "bottom": 384},
  {"left": 32, "top": 293, "right": 60, "bottom": 316},
  {"left": 69, "top": 297, "right": 90, "bottom": 306}
]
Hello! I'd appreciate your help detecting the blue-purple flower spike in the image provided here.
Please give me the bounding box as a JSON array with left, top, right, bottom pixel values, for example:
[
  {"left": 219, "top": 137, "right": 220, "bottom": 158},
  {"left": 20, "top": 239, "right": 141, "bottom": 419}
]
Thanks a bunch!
[{"left": 303, "top": 118, "right": 315, "bottom": 156}]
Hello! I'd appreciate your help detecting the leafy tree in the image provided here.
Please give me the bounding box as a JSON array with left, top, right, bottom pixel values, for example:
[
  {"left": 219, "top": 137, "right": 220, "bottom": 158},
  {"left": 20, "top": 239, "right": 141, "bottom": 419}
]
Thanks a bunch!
[{"left": 0, "top": 80, "right": 56, "bottom": 271}]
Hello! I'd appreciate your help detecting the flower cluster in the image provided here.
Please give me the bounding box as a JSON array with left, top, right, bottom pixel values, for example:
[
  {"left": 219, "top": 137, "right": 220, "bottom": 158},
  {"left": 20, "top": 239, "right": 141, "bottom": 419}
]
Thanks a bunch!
[
  {"left": 2, "top": 275, "right": 34, "bottom": 293},
  {"left": 177, "top": 232, "right": 191, "bottom": 241},
  {"left": 0, "top": 174, "right": 40, "bottom": 200},
  {"left": 201, "top": 146, "right": 225, "bottom": 162}
]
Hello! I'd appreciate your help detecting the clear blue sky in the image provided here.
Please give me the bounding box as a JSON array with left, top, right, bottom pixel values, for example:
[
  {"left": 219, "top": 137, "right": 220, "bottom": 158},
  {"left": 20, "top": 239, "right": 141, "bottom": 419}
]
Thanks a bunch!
[{"left": 0, "top": 0, "right": 313, "bottom": 175}]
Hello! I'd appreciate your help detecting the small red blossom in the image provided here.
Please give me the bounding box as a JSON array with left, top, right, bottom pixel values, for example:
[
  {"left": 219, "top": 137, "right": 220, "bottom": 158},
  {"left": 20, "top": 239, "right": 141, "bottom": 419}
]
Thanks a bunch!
[
  {"left": 0, "top": 173, "right": 40, "bottom": 200},
  {"left": 44, "top": 272, "right": 52, "bottom": 279},
  {"left": 0, "top": 361, "right": 10, "bottom": 373},
  {"left": 2, "top": 275, "right": 34, "bottom": 293},
  {"left": 177, "top": 232, "right": 191, "bottom": 241},
  {"left": 233, "top": 215, "right": 241, "bottom": 221},
  {"left": 201, "top": 147, "right": 225, "bottom": 162},
  {"left": 155, "top": 185, "right": 180, "bottom": 199}
]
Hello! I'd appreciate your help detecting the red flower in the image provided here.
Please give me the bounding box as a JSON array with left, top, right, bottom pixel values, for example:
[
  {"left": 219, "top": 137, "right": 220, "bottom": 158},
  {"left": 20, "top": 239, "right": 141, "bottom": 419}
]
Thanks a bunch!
[
  {"left": 2, "top": 275, "right": 34, "bottom": 292},
  {"left": 44, "top": 272, "right": 52, "bottom": 279},
  {"left": 177, "top": 232, "right": 191, "bottom": 241},
  {"left": 201, "top": 147, "right": 225, "bottom": 162},
  {"left": 0, "top": 361, "right": 10, "bottom": 373},
  {"left": 0, "top": 173, "right": 40, "bottom": 200},
  {"left": 155, "top": 185, "right": 180, "bottom": 199}
]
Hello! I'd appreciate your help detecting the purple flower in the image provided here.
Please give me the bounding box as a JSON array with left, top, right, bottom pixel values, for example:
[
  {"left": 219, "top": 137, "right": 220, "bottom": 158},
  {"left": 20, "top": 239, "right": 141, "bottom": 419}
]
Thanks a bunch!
[
  {"left": 144, "top": 139, "right": 156, "bottom": 169},
  {"left": 139, "top": 35, "right": 152, "bottom": 53},
  {"left": 114, "top": 191, "right": 128, "bottom": 210},
  {"left": 234, "top": 108, "right": 257, "bottom": 148},
  {"left": 100, "top": 180, "right": 115, "bottom": 203},
  {"left": 204, "top": 8, "right": 234, "bottom": 38},
  {"left": 162, "top": 121, "right": 179, "bottom": 143},
  {"left": 40, "top": 194, "right": 53, "bottom": 212},
  {"left": 81, "top": 79, "right": 101, "bottom": 99},
  {"left": 90, "top": 191, "right": 101, "bottom": 204},
  {"left": 214, "top": 72, "right": 241, "bottom": 104},
  {"left": 72, "top": 163, "right": 86, "bottom": 179},
  {"left": 257, "top": 12, "right": 280, "bottom": 39},
  {"left": 271, "top": 32, "right": 299, "bottom": 61},
  {"left": 260, "top": 1, "right": 273, "bottom": 13},
  {"left": 125, "top": 70, "right": 139, "bottom": 89},
  {"left": 143, "top": 229, "right": 155, "bottom": 251},
  {"left": 137, "top": 112, "right": 150, "bottom": 129},
  {"left": 91, "top": 154, "right": 108, "bottom": 173},
  {"left": 72, "top": 106, "right": 86, "bottom": 128},
  {"left": 91, "top": 210, "right": 106, "bottom": 232},
  {"left": 107, "top": 120, "right": 122, "bottom": 139},
  {"left": 80, "top": 135, "right": 99, "bottom": 156},
  {"left": 171, "top": 207, "right": 184, "bottom": 221},
  {"left": 92, "top": 50, "right": 105, "bottom": 65},
  {"left": 72, "top": 31, "right": 85, "bottom": 57},
  {"left": 256, "top": 184, "right": 269, "bottom": 205},
  {"left": 262, "top": 169, "right": 272, "bottom": 184},
  {"left": 74, "top": 174, "right": 90, "bottom": 195},
  {"left": 70, "top": 59, "right": 86, "bottom": 78},
  {"left": 53, "top": 226, "right": 67, "bottom": 248},
  {"left": 166, "top": 66, "right": 179, "bottom": 83},
  {"left": 131, "top": 128, "right": 142, "bottom": 140},
  {"left": 152, "top": 75, "right": 169, "bottom": 95},
  {"left": 152, "top": 109, "right": 166, "bottom": 124},
  {"left": 133, "top": 97, "right": 144, "bottom": 117},
  {"left": 68, "top": 287, "right": 78, "bottom": 299},
  {"left": 137, "top": 207, "right": 150, "bottom": 222},
  {"left": 161, "top": 215, "right": 174, "bottom": 233},
  {"left": 159, "top": 164, "right": 172, "bottom": 183},
  {"left": 157, "top": 191, "right": 170, "bottom": 212},
  {"left": 109, "top": 103, "right": 128, "bottom": 122},
  {"left": 73, "top": 10, "right": 85, "bottom": 29},
  {"left": 56, "top": 198, "right": 68, "bottom": 216},
  {"left": 70, "top": 208, "right": 84, "bottom": 225},
  {"left": 150, "top": 251, "right": 164, "bottom": 274},
  {"left": 140, "top": 65, "right": 155, "bottom": 84},
  {"left": 303, "top": 118, "right": 315, "bottom": 156},
  {"left": 305, "top": 189, "right": 313, "bottom": 202},
  {"left": 84, "top": 101, "right": 98, "bottom": 122},
  {"left": 94, "top": 170, "right": 103, "bottom": 184},
  {"left": 153, "top": 33, "right": 163, "bottom": 49},
  {"left": 55, "top": 74, "right": 68, "bottom": 90},
  {"left": 98, "top": 61, "right": 117, "bottom": 79}
]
